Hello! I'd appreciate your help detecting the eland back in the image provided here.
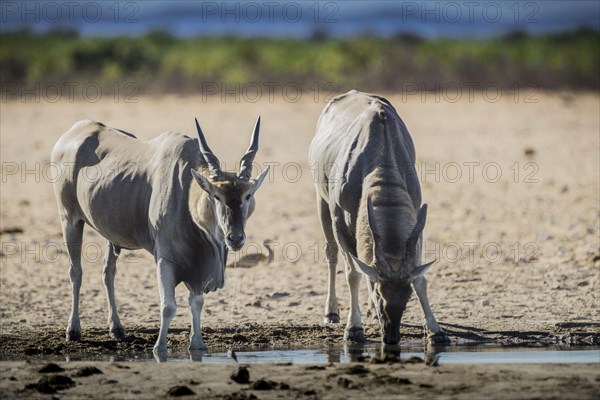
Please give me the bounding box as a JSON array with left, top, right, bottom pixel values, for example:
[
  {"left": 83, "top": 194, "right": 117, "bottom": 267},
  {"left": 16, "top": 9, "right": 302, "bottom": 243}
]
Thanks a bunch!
[{"left": 309, "top": 90, "right": 448, "bottom": 345}]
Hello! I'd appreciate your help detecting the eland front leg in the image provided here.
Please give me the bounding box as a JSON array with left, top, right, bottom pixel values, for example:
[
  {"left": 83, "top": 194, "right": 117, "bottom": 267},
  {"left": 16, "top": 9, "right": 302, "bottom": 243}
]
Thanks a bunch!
[
  {"left": 412, "top": 275, "right": 449, "bottom": 344},
  {"left": 343, "top": 253, "right": 365, "bottom": 342},
  {"left": 154, "top": 258, "right": 178, "bottom": 356},
  {"left": 188, "top": 293, "right": 208, "bottom": 351},
  {"left": 317, "top": 196, "right": 340, "bottom": 324}
]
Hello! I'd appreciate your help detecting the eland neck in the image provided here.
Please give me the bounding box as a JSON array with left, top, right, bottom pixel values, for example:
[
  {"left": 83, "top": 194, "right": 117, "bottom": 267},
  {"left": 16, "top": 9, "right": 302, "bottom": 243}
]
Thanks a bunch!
[{"left": 357, "top": 166, "right": 417, "bottom": 263}]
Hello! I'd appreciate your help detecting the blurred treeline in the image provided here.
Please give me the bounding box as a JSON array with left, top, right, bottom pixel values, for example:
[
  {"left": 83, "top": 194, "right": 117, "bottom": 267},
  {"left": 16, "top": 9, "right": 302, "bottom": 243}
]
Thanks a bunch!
[{"left": 1, "top": 29, "right": 598, "bottom": 95}]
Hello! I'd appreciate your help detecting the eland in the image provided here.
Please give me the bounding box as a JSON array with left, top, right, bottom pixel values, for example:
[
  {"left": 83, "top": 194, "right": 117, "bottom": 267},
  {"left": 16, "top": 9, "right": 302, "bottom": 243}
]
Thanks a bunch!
[
  {"left": 51, "top": 117, "right": 269, "bottom": 355},
  {"left": 309, "top": 90, "right": 448, "bottom": 345}
]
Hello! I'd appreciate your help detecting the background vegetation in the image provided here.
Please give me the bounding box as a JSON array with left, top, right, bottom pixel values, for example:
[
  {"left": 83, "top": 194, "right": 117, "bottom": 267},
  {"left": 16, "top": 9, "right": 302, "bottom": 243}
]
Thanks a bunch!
[{"left": 1, "top": 29, "right": 598, "bottom": 96}]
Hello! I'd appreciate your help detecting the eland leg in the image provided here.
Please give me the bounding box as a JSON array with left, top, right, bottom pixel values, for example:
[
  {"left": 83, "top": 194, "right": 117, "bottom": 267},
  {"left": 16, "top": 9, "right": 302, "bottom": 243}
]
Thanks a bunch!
[
  {"left": 324, "top": 241, "right": 340, "bottom": 324},
  {"left": 103, "top": 241, "right": 125, "bottom": 340},
  {"left": 154, "top": 258, "right": 178, "bottom": 355},
  {"left": 343, "top": 258, "right": 365, "bottom": 342},
  {"left": 412, "top": 275, "right": 449, "bottom": 344},
  {"left": 61, "top": 217, "right": 84, "bottom": 342},
  {"left": 366, "top": 278, "right": 381, "bottom": 324},
  {"left": 317, "top": 196, "right": 340, "bottom": 324},
  {"left": 188, "top": 293, "right": 208, "bottom": 351}
]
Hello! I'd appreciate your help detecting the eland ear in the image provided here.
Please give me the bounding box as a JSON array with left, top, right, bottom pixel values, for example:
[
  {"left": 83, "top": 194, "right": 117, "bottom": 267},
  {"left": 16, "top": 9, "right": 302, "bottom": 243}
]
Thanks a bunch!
[
  {"left": 366, "top": 198, "right": 382, "bottom": 241},
  {"left": 407, "top": 204, "right": 428, "bottom": 252},
  {"left": 349, "top": 253, "right": 378, "bottom": 281},
  {"left": 366, "top": 198, "right": 387, "bottom": 266},
  {"left": 410, "top": 260, "right": 436, "bottom": 281},
  {"left": 251, "top": 165, "right": 270, "bottom": 192},
  {"left": 191, "top": 169, "right": 215, "bottom": 195}
]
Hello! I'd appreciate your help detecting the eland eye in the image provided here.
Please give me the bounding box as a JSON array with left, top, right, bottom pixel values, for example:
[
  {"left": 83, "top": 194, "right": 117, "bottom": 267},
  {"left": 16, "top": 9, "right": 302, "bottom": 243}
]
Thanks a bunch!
[
  {"left": 245, "top": 194, "right": 252, "bottom": 201},
  {"left": 214, "top": 194, "right": 222, "bottom": 202}
]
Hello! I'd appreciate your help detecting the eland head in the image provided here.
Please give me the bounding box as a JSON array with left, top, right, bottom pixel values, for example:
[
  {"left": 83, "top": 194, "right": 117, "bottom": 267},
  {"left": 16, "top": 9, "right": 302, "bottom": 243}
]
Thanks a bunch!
[
  {"left": 350, "top": 199, "right": 434, "bottom": 345},
  {"left": 190, "top": 117, "right": 269, "bottom": 252}
]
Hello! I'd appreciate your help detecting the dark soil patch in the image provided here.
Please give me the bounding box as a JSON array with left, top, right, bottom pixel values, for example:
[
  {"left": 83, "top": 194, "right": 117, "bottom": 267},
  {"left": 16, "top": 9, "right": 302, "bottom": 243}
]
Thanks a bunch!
[
  {"left": 1, "top": 322, "right": 599, "bottom": 361},
  {"left": 251, "top": 379, "right": 277, "bottom": 390},
  {"left": 38, "top": 363, "right": 64, "bottom": 373},
  {"left": 167, "top": 385, "right": 195, "bottom": 396},
  {"left": 26, "top": 374, "right": 75, "bottom": 394},
  {"left": 73, "top": 366, "right": 103, "bottom": 377},
  {"left": 231, "top": 366, "right": 250, "bottom": 384}
]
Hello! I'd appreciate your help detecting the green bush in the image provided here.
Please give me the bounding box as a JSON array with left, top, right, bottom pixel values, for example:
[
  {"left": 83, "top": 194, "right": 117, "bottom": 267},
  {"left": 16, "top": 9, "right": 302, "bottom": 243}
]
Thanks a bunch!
[{"left": 1, "top": 30, "right": 598, "bottom": 95}]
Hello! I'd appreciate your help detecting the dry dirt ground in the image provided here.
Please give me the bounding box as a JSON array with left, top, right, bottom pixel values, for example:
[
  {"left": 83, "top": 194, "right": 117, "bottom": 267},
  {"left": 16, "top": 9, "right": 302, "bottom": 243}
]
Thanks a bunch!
[{"left": 1, "top": 91, "right": 599, "bottom": 399}]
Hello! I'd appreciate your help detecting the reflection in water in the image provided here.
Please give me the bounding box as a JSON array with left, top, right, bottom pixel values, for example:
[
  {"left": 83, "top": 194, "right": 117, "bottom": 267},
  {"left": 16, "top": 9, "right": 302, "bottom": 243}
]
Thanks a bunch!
[
  {"left": 57, "top": 345, "right": 600, "bottom": 365},
  {"left": 380, "top": 343, "right": 401, "bottom": 358},
  {"left": 189, "top": 350, "right": 207, "bottom": 362},
  {"left": 343, "top": 343, "right": 365, "bottom": 363},
  {"left": 424, "top": 342, "right": 449, "bottom": 366},
  {"left": 325, "top": 345, "right": 341, "bottom": 363}
]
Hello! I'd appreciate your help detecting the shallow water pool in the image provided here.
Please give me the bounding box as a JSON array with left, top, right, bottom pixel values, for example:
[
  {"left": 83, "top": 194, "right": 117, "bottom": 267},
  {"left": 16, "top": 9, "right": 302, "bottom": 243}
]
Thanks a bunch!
[
  {"left": 185, "top": 346, "right": 600, "bottom": 365},
  {"left": 60, "top": 344, "right": 600, "bottom": 364}
]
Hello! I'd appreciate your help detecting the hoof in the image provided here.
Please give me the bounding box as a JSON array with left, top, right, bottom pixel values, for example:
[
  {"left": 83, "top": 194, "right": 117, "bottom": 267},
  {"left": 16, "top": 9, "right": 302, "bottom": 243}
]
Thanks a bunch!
[
  {"left": 344, "top": 326, "right": 365, "bottom": 342},
  {"left": 426, "top": 331, "right": 451, "bottom": 345},
  {"left": 153, "top": 344, "right": 168, "bottom": 357},
  {"left": 189, "top": 342, "right": 208, "bottom": 351},
  {"left": 324, "top": 313, "right": 340, "bottom": 324},
  {"left": 110, "top": 327, "right": 126, "bottom": 341},
  {"left": 66, "top": 330, "right": 81, "bottom": 342}
]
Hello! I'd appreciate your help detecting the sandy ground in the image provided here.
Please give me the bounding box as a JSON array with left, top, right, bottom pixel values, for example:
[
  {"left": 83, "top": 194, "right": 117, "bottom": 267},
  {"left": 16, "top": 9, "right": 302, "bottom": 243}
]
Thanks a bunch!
[
  {"left": 1, "top": 360, "right": 599, "bottom": 400},
  {"left": 1, "top": 91, "right": 599, "bottom": 398}
]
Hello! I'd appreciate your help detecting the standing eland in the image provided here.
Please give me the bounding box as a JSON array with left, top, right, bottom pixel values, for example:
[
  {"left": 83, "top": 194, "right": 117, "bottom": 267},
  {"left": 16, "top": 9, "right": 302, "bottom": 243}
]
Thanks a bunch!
[
  {"left": 309, "top": 90, "right": 448, "bottom": 345},
  {"left": 51, "top": 117, "right": 269, "bottom": 356}
]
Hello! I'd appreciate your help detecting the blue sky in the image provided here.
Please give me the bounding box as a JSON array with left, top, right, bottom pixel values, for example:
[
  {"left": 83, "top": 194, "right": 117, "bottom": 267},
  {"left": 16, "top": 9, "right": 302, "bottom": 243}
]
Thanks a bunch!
[{"left": 1, "top": 1, "right": 599, "bottom": 38}]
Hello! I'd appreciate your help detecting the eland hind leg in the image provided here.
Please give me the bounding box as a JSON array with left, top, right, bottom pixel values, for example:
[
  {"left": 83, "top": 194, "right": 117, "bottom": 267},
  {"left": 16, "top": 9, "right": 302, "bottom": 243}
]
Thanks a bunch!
[
  {"left": 317, "top": 196, "right": 340, "bottom": 324},
  {"left": 103, "top": 241, "right": 125, "bottom": 340},
  {"left": 61, "top": 216, "right": 84, "bottom": 341}
]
